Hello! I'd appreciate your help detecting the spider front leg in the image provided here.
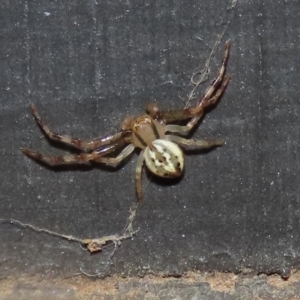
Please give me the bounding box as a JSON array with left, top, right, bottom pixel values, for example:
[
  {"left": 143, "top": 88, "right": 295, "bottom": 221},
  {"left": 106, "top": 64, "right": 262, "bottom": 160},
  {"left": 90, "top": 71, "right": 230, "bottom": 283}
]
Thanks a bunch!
[
  {"left": 27, "top": 104, "right": 128, "bottom": 152},
  {"left": 147, "top": 41, "right": 231, "bottom": 135},
  {"left": 165, "top": 74, "right": 231, "bottom": 135}
]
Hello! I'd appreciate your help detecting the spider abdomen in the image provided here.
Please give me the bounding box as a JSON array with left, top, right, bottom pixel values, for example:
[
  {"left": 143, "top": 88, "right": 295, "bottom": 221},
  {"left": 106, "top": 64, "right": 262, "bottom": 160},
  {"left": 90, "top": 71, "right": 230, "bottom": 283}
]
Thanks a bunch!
[{"left": 144, "top": 139, "right": 184, "bottom": 178}]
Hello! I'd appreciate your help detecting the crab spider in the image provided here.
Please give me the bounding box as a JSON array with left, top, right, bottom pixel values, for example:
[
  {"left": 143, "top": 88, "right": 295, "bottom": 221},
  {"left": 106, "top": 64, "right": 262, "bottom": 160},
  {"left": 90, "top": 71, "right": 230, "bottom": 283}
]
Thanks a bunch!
[{"left": 22, "top": 41, "right": 231, "bottom": 202}]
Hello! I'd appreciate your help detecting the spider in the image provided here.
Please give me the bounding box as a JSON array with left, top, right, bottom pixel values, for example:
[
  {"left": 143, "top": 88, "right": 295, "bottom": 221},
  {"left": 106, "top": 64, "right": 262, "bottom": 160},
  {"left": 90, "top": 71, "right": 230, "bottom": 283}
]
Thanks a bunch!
[{"left": 22, "top": 41, "right": 231, "bottom": 202}]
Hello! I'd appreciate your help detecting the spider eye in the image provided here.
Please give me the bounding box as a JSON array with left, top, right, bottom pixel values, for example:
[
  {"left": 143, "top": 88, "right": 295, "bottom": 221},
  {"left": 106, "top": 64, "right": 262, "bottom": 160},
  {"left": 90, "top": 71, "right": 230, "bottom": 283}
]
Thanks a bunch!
[{"left": 144, "top": 139, "right": 184, "bottom": 178}]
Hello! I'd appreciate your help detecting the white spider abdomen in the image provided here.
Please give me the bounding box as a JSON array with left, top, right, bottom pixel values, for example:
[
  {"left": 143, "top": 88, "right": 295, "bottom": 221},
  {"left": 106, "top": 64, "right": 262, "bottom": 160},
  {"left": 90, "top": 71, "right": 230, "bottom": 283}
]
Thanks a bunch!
[{"left": 144, "top": 139, "right": 184, "bottom": 178}]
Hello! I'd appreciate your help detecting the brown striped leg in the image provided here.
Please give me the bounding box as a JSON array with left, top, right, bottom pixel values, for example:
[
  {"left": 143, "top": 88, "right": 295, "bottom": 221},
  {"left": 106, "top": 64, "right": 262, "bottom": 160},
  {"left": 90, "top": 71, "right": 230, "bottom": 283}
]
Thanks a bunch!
[
  {"left": 29, "top": 104, "right": 126, "bottom": 152},
  {"left": 22, "top": 144, "right": 135, "bottom": 167},
  {"left": 21, "top": 148, "right": 94, "bottom": 165},
  {"left": 165, "top": 75, "right": 231, "bottom": 135},
  {"left": 146, "top": 41, "right": 231, "bottom": 125}
]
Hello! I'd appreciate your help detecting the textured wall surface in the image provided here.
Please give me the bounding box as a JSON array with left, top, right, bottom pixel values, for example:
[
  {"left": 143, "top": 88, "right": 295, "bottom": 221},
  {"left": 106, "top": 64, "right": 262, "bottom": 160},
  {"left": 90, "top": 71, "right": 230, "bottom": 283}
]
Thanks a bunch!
[{"left": 1, "top": 0, "right": 300, "bottom": 285}]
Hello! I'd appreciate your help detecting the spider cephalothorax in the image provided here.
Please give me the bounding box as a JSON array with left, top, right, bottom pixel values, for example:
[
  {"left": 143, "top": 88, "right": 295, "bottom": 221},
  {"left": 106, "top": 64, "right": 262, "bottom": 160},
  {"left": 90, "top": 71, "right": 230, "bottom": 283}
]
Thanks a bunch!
[
  {"left": 22, "top": 41, "right": 231, "bottom": 202},
  {"left": 130, "top": 114, "right": 184, "bottom": 178}
]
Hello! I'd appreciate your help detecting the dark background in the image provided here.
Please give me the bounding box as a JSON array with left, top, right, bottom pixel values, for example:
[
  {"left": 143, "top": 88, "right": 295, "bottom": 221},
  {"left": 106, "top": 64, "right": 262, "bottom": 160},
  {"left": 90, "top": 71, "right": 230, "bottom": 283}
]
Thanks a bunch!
[{"left": 1, "top": 0, "right": 300, "bottom": 278}]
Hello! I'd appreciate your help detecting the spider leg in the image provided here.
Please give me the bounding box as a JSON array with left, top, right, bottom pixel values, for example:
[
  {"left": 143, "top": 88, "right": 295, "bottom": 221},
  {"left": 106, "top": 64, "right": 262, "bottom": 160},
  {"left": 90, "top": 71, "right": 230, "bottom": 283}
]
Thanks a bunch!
[
  {"left": 28, "top": 104, "right": 128, "bottom": 152},
  {"left": 22, "top": 143, "right": 134, "bottom": 166},
  {"left": 147, "top": 41, "right": 230, "bottom": 127},
  {"left": 193, "top": 40, "right": 230, "bottom": 107},
  {"left": 21, "top": 148, "right": 94, "bottom": 165},
  {"left": 135, "top": 150, "right": 145, "bottom": 202},
  {"left": 165, "top": 75, "right": 231, "bottom": 135},
  {"left": 165, "top": 135, "right": 223, "bottom": 150},
  {"left": 93, "top": 144, "right": 135, "bottom": 167}
]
